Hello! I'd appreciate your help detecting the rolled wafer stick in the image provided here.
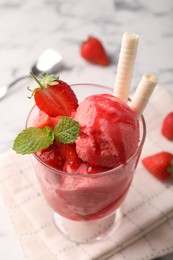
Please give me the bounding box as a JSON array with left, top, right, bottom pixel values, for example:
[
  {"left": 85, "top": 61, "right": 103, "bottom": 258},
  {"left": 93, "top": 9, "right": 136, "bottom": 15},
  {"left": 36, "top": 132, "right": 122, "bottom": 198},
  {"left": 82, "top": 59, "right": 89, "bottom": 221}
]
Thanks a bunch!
[
  {"left": 113, "top": 32, "right": 139, "bottom": 102},
  {"left": 129, "top": 73, "right": 158, "bottom": 117}
]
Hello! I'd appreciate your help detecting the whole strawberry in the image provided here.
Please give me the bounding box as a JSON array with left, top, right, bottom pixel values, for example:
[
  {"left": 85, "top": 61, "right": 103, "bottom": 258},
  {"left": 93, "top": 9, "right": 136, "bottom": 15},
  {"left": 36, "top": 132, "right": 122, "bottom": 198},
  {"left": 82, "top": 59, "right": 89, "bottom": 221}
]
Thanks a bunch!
[
  {"left": 80, "top": 36, "right": 109, "bottom": 66},
  {"left": 162, "top": 112, "right": 173, "bottom": 140},
  {"left": 142, "top": 152, "right": 173, "bottom": 181}
]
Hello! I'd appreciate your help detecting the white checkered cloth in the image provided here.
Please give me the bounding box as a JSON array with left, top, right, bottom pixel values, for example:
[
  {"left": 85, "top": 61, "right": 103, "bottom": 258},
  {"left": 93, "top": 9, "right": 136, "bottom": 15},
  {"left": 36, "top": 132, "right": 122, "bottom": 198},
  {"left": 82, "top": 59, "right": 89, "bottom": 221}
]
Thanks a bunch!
[{"left": 0, "top": 85, "right": 173, "bottom": 260}]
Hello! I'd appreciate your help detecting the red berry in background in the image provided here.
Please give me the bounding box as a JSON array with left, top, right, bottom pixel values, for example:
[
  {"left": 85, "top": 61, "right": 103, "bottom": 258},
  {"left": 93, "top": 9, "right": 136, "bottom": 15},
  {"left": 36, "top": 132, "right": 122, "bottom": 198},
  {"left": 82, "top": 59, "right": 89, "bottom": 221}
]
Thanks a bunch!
[
  {"left": 80, "top": 36, "right": 109, "bottom": 66},
  {"left": 162, "top": 112, "right": 173, "bottom": 140},
  {"left": 142, "top": 152, "right": 173, "bottom": 181}
]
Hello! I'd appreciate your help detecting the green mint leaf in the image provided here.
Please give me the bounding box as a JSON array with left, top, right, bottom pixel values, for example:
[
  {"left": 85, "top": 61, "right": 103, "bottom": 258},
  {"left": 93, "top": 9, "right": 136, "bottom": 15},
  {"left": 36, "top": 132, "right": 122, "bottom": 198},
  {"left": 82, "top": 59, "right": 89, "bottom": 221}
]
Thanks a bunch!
[
  {"left": 13, "top": 126, "right": 54, "bottom": 154},
  {"left": 54, "top": 116, "right": 80, "bottom": 144}
]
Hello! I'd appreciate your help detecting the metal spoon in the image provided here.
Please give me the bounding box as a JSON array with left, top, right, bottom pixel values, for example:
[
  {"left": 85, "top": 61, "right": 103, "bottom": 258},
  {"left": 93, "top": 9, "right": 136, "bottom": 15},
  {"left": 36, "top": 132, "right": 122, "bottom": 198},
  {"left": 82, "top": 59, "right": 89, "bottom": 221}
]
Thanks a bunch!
[{"left": 0, "top": 49, "right": 63, "bottom": 99}]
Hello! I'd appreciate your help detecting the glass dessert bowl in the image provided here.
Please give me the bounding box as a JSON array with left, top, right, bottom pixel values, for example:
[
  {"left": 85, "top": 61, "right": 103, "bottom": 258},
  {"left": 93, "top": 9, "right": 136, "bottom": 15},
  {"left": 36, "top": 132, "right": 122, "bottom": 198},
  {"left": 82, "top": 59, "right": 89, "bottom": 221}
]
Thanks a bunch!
[
  {"left": 27, "top": 83, "right": 146, "bottom": 243},
  {"left": 14, "top": 32, "right": 157, "bottom": 243}
]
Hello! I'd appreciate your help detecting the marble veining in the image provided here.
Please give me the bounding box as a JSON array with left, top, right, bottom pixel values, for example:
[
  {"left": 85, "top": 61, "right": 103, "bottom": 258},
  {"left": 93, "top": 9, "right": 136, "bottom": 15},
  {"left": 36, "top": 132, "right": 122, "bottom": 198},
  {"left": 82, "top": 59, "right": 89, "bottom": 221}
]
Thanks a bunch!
[{"left": 0, "top": 0, "right": 173, "bottom": 259}]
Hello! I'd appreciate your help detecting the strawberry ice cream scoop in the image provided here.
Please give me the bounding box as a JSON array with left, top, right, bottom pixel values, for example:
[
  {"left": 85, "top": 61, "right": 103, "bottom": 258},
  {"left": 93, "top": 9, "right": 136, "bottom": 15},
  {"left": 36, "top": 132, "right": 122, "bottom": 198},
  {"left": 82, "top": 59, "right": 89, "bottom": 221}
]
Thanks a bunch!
[{"left": 75, "top": 94, "right": 139, "bottom": 168}]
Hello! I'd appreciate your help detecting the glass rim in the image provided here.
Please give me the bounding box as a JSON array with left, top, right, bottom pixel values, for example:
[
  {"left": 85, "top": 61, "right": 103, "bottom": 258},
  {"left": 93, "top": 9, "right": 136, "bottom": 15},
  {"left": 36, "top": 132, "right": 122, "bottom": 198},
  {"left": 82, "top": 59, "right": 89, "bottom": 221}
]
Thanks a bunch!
[{"left": 27, "top": 83, "right": 146, "bottom": 178}]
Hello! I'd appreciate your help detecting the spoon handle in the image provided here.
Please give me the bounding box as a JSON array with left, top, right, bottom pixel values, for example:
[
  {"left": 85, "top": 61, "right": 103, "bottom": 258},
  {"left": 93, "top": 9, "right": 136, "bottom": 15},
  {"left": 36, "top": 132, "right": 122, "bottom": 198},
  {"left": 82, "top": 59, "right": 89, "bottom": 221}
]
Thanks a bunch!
[{"left": 8, "top": 75, "right": 30, "bottom": 88}]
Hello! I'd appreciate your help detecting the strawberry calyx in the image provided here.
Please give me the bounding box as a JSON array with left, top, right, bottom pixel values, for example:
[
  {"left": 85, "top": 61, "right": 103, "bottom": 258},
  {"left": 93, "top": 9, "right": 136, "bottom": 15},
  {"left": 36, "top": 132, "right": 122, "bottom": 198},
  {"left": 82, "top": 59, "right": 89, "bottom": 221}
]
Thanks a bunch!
[
  {"left": 28, "top": 72, "right": 59, "bottom": 98},
  {"left": 167, "top": 159, "right": 173, "bottom": 177}
]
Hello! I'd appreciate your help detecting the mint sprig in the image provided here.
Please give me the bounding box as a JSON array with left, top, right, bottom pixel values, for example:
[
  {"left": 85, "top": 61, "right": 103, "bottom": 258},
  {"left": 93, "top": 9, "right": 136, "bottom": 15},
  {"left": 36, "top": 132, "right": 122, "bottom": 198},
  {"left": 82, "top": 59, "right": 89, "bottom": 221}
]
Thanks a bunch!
[
  {"left": 54, "top": 116, "right": 80, "bottom": 144},
  {"left": 13, "top": 126, "right": 54, "bottom": 154},
  {"left": 13, "top": 117, "right": 80, "bottom": 154}
]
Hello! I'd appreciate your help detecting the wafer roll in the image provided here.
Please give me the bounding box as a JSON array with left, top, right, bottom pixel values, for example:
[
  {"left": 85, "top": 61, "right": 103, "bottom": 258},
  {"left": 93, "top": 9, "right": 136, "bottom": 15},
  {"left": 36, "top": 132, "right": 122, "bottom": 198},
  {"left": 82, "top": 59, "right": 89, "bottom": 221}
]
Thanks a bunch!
[
  {"left": 129, "top": 73, "right": 158, "bottom": 117},
  {"left": 113, "top": 32, "right": 139, "bottom": 102}
]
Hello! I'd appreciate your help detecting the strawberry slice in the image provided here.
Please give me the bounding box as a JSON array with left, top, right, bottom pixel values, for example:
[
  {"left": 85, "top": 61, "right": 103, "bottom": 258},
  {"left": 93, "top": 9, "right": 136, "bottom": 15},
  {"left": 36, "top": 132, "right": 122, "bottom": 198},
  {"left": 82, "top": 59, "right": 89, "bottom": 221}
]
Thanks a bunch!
[
  {"left": 30, "top": 73, "right": 78, "bottom": 117},
  {"left": 36, "top": 143, "right": 66, "bottom": 171},
  {"left": 64, "top": 144, "right": 82, "bottom": 169},
  {"left": 142, "top": 152, "right": 173, "bottom": 181},
  {"left": 80, "top": 36, "right": 109, "bottom": 66}
]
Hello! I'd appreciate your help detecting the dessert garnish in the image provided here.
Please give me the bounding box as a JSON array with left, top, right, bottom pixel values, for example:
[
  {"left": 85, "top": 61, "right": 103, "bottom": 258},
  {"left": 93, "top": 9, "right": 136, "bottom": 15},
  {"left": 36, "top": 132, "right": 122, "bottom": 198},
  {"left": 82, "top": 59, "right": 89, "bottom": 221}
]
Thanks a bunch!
[
  {"left": 113, "top": 32, "right": 139, "bottom": 102},
  {"left": 13, "top": 116, "right": 80, "bottom": 154},
  {"left": 28, "top": 72, "right": 78, "bottom": 117},
  {"left": 113, "top": 32, "right": 158, "bottom": 117},
  {"left": 13, "top": 73, "right": 80, "bottom": 155},
  {"left": 129, "top": 73, "right": 158, "bottom": 117}
]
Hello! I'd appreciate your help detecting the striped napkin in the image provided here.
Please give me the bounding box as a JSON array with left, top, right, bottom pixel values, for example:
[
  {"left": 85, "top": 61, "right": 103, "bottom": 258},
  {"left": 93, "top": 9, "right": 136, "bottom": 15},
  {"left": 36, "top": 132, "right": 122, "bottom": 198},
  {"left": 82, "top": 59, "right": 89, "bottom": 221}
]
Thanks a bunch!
[{"left": 0, "top": 85, "right": 173, "bottom": 260}]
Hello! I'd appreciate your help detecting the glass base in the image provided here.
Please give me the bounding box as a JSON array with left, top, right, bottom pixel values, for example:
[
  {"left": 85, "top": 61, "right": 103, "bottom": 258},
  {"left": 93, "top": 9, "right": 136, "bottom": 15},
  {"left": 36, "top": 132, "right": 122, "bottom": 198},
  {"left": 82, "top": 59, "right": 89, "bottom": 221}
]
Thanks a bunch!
[{"left": 53, "top": 209, "right": 122, "bottom": 243}]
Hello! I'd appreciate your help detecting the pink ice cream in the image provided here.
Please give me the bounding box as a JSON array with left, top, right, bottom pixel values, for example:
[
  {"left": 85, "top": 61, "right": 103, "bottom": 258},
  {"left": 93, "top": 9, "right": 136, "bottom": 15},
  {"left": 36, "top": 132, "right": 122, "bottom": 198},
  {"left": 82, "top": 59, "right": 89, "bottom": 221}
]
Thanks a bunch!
[
  {"left": 27, "top": 93, "right": 141, "bottom": 221},
  {"left": 75, "top": 94, "right": 139, "bottom": 168}
]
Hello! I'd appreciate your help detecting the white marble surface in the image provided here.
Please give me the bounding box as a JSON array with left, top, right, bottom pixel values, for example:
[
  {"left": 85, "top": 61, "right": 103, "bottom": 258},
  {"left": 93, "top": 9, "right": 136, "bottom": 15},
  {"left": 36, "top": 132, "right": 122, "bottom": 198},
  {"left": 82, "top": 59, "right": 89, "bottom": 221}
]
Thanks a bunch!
[{"left": 0, "top": 0, "right": 173, "bottom": 259}]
